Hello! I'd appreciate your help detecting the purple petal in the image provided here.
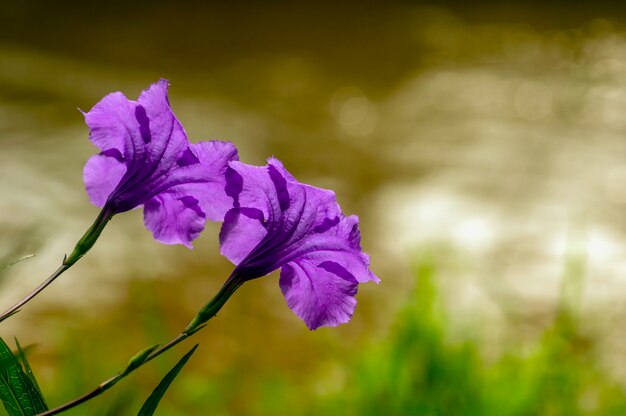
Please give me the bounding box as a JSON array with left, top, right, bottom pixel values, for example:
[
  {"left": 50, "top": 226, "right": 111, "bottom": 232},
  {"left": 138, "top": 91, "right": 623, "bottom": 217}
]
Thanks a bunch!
[
  {"left": 136, "top": 79, "right": 188, "bottom": 170},
  {"left": 141, "top": 140, "right": 237, "bottom": 248},
  {"left": 83, "top": 91, "right": 139, "bottom": 157},
  {"left": 219, "top": 159, "right": 374, "bottom": 282},
  {"left": 297, "top": 183, "right": 341, "bottom": 237},
  {"left": 143, "top": 192, "right": 206, "bottom": 248},
  {"left": 187, "top": 140, "right": 238, "bottom": 221},
  {"left": 220, "top": 208, "right": 267, "bottom": 264},
  {"left": 150, "top": 140, "right": 237, "bottom": 222},
  {"left": 225, "top": 158, "right": 339, "bottom": 236},
  {"left": 294, "top": 215, "right": 380, "bottom": 283},
  {"left": 280, "top": 260, "right": 358, "bottom": 330},
  {"left": 83, "top": 79, "right": 189, "bottom": 209},
  {"left": 267, "top": 157, "right": 297, "bottom": 182},
  {"left": 83, "top": 153, "right": 127, "bottom": 207},
  {"left": 268, "top": 164, "right": 290, "bottom": 211},
  {"left": 300, "top": 245, "right": 379, "bottom": 284},
  {"left": 335, "top": 215, "right": 363, "bottom": 250},
  {"left": 226, "top": 161, "right": 283, "bottom": 222},
  {"left": 176, "top": 147, "right": 200, "bottom": 167},
  {"left": 267, "top": 158, "right": 342, "bottom": 232},
  {"left": 267, "top": 182, "right": 342, "bottom": 258}
]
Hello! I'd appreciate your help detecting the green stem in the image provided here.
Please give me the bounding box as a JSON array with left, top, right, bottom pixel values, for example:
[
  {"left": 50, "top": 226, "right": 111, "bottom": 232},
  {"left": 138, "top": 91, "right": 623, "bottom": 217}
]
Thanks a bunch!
[
  {"left": 184, "top": 272, "right": 243, "bottom": 334},
  {"left": 37, "top": 333, "right": 189, "bottom": 416},
  {"left": 0, "top": 206, "right": 114, "bottom": 323},
  {"left": 37, "top": 273, "right": 243, "bottom": 416},
  {"left": 64, "top": 205, "right": 115, "bottom": 267}
]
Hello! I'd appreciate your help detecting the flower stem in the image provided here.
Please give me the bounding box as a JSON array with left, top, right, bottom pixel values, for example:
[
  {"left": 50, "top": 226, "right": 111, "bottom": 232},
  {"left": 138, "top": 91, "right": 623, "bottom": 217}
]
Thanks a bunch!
[
  {"left": 184, "top": 271, "right": 243, "bottom": 334},
  {"left": 37, "top": 273, "right": 243, "bottom": 416},
  {"left": 0, "top": 205, "right": 115, "bottom": 323},
  {"left": 37, "top": 333, "right": 189, "bottom": 416},
  {"left": 64, "top": 204, "right": 115, "bottom": 267}
]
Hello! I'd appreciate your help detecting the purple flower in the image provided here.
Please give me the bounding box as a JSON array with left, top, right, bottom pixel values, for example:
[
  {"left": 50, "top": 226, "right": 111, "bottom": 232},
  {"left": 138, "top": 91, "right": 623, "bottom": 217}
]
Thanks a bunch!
[
  {"left": 218, "top": 158, "right": 379, "bottom": 330},
  {"left": 83, "top": 79, "right": 238, "bottom": 248}
]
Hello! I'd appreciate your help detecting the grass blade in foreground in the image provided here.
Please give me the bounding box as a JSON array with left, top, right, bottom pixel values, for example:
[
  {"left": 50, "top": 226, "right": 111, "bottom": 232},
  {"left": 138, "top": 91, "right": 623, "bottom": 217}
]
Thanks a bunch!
[
  {"left": 14, "top": 338, "right": 46, "bottom": 409},
  {"left": 0, "top": 337, "right": 48, "bottom": 415},
  {"left": 137, "top": 344, "right": 199, "bottom": 416},
  {"left": 38, "top": 276, "right": 234, "bottom": 415}
]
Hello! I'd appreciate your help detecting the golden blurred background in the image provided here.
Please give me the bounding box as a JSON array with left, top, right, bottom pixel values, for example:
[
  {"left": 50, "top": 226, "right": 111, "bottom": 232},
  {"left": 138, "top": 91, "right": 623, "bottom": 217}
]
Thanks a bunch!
[{"left": 2, "top": 1, "right": 626, "bottom": 414}]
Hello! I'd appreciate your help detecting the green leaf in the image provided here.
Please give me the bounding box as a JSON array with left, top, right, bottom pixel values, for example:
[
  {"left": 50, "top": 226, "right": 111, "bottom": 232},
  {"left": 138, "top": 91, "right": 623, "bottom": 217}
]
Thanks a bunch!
[
  {"left": 13, "top": 338, "right": 46, "bottom": 408},
  {"left": 0, "top": 337, "right": 47, "bottom": 415},
  {"left": 137, "top": 344, "right": 199, "bottom": 416}
]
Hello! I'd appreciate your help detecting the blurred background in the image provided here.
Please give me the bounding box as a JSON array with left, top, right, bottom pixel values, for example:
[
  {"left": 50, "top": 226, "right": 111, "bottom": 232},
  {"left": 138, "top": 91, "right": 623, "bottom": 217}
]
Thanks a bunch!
[{"left": 2, "top": 1, "right": 626, "bottom": 414}]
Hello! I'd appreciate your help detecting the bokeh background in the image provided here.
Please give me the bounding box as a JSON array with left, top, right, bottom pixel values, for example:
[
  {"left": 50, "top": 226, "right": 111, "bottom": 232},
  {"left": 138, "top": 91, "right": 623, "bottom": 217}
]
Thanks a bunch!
[{"left": 2, "top": 1, "right": 626, "bottom": 414}]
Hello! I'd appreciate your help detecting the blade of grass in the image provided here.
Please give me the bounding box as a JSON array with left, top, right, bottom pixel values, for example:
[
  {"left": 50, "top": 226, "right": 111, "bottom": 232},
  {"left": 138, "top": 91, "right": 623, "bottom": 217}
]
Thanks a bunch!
[
  {"left": 137, "top": 344, "right": 199, "bottom": 416},
  {"left": 14, "top": 338, "right": 46, "bottom": 408},
  {"left": 0, "top": 337, "right": 47, "bottom": 415}
]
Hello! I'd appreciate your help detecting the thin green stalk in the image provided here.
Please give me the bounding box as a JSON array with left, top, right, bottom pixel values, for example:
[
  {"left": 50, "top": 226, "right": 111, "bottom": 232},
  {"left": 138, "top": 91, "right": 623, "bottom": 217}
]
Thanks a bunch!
[
  {"left": 185, "top": 272, "right": 243, "bottom": 333},
  {"left": 36, "top": 333, "right": 189, "bottom": 416},
  {"left": 37, "top": 273, "right": 243, "bottom": 416},
  {"left": 0, "top": 205, "right": 115, "bottom": 323}
]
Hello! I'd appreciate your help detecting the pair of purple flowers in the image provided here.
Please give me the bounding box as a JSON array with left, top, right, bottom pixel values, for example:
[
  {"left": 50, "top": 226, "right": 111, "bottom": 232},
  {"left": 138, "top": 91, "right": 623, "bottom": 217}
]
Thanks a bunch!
[{"left": 83, "top": 79, "right": 378, "bottom": 330}]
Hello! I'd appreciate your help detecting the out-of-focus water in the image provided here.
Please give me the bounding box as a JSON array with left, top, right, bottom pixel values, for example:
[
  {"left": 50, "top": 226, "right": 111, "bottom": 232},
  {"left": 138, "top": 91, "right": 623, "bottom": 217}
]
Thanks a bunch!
[{"left": 2, "top": 2, "right": 626, "bottom": 411}]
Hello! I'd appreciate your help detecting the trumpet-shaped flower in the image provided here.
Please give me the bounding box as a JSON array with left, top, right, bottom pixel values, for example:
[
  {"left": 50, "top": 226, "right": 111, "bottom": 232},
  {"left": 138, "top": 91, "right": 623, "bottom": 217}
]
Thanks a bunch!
[
  {"left": 218, "top": 158, "right": 379, "bottom": 330},
  {"left": 0, "top": 79, "right": 238, "bottom": 324},
  {"left": 83, "top": 79, "right": 238, "bottom": 248}
]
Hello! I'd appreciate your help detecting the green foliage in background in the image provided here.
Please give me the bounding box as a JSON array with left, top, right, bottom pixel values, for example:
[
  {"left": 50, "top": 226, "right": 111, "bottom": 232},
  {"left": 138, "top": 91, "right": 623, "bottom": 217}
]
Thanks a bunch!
[
  {"left": 4, "top": 254, "right": 626, "bottom": 416},
  {"left": 308, "top": 256, "right": 626, "bottom": 416},
  {"left": 138, "top": 345, "right": 198, "bottom": 416},
  {"left": 190, "top": 254, "right": 624, "bottom": 416}
]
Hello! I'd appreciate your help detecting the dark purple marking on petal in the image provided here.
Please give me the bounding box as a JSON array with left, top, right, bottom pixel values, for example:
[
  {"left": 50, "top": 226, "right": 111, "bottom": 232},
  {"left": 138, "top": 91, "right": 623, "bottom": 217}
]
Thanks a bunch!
[
  {"left": 239, "top": 207, "right": 265, "bottom": 222},
  {"left": 318, "top": 261, "right": 358, "bottom": 284},
  {"left": 313, "top": 216, "right": 340, "bottom": 234},
  {"left": 278, "top": 263, "right": 296, "bottom": 290},
  {"left": 267, "top": 157, "right": 297, "bottom": 182},
  {"left": 268, "top": 164, "right": 290, "bottom": 211},
  {"left": 343, "top": 215, "right": 363, "bottom": 250},
  {"left": 179, "top": 195, "right": 206, "bottom": 219},
  {"left": 279, "top": 260, "right": 359, "bottom": 330},
  {"left": 100, "top": 148, "right": 124, "bottom": 163},
  {"left": 349, "top": 224, "right": 361, "bottom": 249},
  {"left": 134, "top": 105, "right": 151, "bottom": 143},
  {"left": 143, "top": 192, "right": 206, "bottom": 248},
  {"left": 219, "top": 206, "right": 268, "bottom": 267},
  {"left": 176, "top": 146, "right": 200, "bottom": 167},
  {"left": 225, "top": 166, "right": 243, "bottom": 208}
]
